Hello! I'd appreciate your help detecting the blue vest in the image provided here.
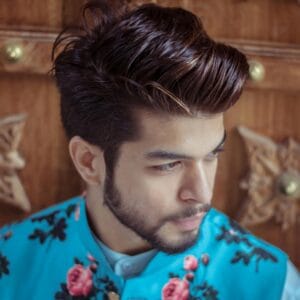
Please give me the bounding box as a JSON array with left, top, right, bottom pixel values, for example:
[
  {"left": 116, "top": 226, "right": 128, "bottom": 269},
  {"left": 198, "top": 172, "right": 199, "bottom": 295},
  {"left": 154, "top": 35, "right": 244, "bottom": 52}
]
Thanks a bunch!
[{"left": 0, "top": 196, "right": 287, "bottom": 299}]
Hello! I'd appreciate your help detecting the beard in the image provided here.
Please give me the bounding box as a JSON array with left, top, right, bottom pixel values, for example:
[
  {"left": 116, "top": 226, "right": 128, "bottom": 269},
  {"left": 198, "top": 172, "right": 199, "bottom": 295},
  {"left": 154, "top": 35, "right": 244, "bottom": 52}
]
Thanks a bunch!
[{"left": 102, "top": 172, "right": 211, "bottom": 254}]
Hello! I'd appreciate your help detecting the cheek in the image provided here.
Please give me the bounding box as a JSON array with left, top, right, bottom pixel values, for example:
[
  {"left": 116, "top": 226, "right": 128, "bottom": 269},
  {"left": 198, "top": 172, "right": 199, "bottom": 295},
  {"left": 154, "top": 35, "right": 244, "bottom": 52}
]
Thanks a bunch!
[
  {"left": 123, "top": 175, "right": 177, "bottom": 213},
  {"left": 115, "top": 160, "right": 181, "bottom": 211},
  {"left": 210, "top": 161, "right": 219, "bottom": 181}
]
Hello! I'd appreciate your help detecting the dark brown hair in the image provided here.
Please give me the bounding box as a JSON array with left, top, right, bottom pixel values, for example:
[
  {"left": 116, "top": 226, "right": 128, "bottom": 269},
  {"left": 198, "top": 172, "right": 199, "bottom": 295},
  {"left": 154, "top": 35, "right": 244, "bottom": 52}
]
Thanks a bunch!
[{"left": 52, "top": 0, "right": 248, "bottom": 168}]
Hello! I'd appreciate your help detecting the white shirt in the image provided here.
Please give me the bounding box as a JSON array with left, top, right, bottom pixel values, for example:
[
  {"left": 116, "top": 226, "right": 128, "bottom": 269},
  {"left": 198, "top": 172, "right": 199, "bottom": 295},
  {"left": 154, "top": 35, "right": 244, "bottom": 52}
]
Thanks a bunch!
[{"left": 282, "top": 260, "right": 300, "bottom": 300}]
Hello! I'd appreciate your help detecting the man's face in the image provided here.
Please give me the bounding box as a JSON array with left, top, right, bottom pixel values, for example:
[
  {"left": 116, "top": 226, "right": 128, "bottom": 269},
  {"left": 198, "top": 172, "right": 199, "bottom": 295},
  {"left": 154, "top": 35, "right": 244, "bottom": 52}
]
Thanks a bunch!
[{"left": 103, "top": 109, "right": 225, "bottom": 253}]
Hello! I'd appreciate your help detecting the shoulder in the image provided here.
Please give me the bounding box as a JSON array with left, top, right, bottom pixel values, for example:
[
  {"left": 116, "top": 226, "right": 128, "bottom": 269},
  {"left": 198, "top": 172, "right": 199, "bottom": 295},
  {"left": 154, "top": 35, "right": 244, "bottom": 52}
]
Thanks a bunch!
[
  {"left": 205, "top": 207, "right": 288, "bottom": 260},
  {"left": 0, "top": 196, "right": 85, "bottom": 297},
  {"left": 197, "top": 207, "right": 288, "bottom": 284},
  {"left": 0, "top": 196, "right": 83, "bottom": 249},
  {"left": 187, "top": 208, "right": 289, "bottom": 298}
]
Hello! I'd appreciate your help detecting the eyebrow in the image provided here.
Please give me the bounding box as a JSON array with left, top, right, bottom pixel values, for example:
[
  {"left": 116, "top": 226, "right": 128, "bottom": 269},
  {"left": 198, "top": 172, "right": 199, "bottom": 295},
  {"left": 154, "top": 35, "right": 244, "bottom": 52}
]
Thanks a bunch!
[{"left": 145, "top": 130, "right": 227, "bottom": 161}]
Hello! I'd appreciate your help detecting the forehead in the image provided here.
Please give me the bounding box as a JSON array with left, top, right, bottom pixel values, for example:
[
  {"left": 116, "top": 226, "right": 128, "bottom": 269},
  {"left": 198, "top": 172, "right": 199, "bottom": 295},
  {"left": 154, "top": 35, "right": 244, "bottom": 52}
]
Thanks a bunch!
[{"left": 121, "top": 109, "right": 224, "bottom": 159}]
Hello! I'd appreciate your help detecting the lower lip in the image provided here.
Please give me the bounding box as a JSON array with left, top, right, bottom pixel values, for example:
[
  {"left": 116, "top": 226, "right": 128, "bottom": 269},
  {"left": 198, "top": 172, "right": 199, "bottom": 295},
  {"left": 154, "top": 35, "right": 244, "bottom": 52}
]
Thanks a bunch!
[{"left": 172, "top": 213, "right": 204, "bottom": 231}]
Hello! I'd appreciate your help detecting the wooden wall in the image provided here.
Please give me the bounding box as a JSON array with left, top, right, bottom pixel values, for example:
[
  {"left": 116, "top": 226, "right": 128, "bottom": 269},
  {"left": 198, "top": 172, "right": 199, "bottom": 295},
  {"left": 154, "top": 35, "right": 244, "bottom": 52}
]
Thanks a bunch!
[
  {"left": 0, "top": 0, "right": 299, "bottom": 267},
  {"left": 0, "top": 1, "right": 85, "bottom": 224}
]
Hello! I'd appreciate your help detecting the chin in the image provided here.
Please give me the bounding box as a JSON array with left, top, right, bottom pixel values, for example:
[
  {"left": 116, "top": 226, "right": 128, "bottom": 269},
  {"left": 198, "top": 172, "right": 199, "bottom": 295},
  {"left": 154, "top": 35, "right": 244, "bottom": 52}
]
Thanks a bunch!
[{"left": 150, "top": 230, "right": 199, "bottom": 254}]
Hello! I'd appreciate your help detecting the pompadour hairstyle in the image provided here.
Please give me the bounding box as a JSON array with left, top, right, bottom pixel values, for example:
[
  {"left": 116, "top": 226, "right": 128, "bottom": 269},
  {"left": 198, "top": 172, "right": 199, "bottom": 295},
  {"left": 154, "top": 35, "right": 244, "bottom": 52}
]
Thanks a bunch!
[{"left": 52, "top": 0, "right": 249, "bottom": 164}]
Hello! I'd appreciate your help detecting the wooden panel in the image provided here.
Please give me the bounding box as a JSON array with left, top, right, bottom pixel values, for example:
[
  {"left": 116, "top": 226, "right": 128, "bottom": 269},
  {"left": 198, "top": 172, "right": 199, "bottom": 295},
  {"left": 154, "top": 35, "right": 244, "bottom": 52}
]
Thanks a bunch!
[
  {"left": 0, "top": 0, "right": 63, "bottom": 31},
  {"left": 157, "top": 0, "right": 300, "bottom": 44},
  {"left": 0, "top": 0, "right": 87, "bottom": 31},
  {"left": 241, "top": 40, "right": 300, "bottom": 92},
  {"left": 0, "top": 30, "right": 56, "bottom": 74},
  {"left": 62, "top": 0, "right": 86, "bottom": 28},
  {"left": 245, "top": 55, "right": 300, "bottom": 92},
  {"left": 2, "top": 0, "right": 299, "bottom": 44},
  {"left": 0, "top": 74, "right": 81, "bottom": 225}
]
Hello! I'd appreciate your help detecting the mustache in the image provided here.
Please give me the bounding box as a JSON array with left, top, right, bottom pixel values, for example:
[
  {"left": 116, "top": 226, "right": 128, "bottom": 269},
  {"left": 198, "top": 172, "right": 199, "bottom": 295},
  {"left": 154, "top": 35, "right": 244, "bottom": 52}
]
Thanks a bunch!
[{"left": 165, "top": 203, "right": 212, "bottom": 222}]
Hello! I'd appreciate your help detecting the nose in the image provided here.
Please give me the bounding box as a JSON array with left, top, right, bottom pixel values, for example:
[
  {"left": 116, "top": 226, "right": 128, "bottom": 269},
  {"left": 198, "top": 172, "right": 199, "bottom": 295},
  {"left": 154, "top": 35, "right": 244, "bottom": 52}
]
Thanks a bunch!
[{"left": 178, "top": 162, "right": 214, "bottom": 204}]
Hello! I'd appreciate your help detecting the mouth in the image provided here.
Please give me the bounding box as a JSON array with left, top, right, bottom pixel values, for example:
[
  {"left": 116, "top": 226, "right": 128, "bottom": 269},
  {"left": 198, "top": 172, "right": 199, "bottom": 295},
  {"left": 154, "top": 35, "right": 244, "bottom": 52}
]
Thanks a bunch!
[{"left": 171, "top": 212, "right": 205, "bottom": 232}]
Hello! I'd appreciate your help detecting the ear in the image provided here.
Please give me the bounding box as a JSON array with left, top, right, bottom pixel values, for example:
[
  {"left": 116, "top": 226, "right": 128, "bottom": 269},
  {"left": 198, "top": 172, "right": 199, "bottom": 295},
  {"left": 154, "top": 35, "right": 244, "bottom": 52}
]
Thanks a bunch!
[{"left": 68, "top": 136, "right": 105, "bottom": 186}]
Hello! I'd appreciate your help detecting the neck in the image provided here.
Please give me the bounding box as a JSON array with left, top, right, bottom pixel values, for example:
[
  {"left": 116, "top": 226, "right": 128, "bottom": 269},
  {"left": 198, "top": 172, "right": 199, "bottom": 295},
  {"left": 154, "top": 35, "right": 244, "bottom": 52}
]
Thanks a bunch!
[{"left": 85, "top": 188, "right": 153, "bottom": 255}]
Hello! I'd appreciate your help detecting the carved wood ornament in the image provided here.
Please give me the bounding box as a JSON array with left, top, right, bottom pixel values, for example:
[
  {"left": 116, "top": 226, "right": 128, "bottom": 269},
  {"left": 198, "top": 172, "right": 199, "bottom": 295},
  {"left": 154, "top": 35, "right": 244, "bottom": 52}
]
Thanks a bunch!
[
  {"left": 238, "top": 126, "right": 300, "bottom": 231},
  {"left": 0, "top": 114, "right": 30, "bottom": 212}
]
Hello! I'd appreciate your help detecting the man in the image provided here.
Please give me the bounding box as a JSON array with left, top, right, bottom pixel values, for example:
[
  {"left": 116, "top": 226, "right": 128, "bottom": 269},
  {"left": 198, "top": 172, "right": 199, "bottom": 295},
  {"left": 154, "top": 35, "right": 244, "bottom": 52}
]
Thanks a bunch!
[{"left": 0, "top": 1, "right": 299, "bottom": 299}]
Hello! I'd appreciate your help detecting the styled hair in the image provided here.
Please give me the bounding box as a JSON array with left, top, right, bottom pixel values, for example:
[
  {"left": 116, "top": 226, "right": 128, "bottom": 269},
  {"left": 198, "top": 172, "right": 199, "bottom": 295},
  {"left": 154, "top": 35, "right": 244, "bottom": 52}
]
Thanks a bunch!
[{"left": 52, "top": 0, "right": 248, "bottom": 164}]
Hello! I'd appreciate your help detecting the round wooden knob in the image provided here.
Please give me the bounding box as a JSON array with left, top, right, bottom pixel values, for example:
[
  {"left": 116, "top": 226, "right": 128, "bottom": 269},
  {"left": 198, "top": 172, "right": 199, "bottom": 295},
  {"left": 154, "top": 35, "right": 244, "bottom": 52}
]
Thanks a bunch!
[
  {"left": 4, "top": 43, "right": 23, "bottom": 63},
  {"left": 278, "top": 173, "right": 300, "bottom": 198},
  {"left": 284, "top": 181, "right": 298, "bottom": 195},
  {"left": 249, "top": 60, "right": 265, "bottom": 82}
]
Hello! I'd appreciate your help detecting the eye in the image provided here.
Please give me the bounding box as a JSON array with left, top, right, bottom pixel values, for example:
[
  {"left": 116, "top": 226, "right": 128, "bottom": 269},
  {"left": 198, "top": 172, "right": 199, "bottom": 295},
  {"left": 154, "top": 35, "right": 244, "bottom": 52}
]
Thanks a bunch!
[
  {"left": 205, "top": 148, "right": 224, "bottom": 162},
  {"left": 152, "top": 161, "right": 181, "bottom": 172}
]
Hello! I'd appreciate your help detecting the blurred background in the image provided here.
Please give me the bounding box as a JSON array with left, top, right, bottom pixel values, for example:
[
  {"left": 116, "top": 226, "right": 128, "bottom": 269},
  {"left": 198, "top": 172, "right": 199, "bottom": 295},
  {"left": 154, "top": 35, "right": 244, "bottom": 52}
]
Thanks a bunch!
[{"left": 0, "top": 0, "right": 299, "bottom": 268}]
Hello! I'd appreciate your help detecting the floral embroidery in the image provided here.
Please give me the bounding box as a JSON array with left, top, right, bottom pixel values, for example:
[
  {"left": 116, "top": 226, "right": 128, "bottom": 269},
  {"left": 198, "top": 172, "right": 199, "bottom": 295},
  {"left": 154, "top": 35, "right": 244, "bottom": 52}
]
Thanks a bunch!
[
  {"left": 28, "top": 203, "right": 79, "bottom": 244},
  {"left": 67, "top": 264, "right": 93, "bottom": 297},
  {"left": 55, "top": 254, "right": 119, "bottom": 300},
  {"left": 184, "top": 255, "right": 198, "bottom": 271},
  {"left": 0, "top": 230, "right": 12, "bottom": 241},
  {"left": 162, "top": 255, "right": 218, "bottom": 300},
  {"left": 0, "top": 229, "right": 12, "bottom": 280},
  {"left": 216, "top": 219, "right": 278, "bottom": 272},
  {"left": 231, "top": 247, "right": 277, "bottom": 272},
  {"left": 75, "top": 205, "right": 80, "bottom": 221},
  {"left": 0, "top": 253, "right": 9, "bottom": 278},
  {"left": 192, "top": 282, "right": 219, "bottom": 300},
  {"left": 201, "top": 254, "right": 210, "bottom": 266},
  {"left": 162, "top": 277, "right": 190, "bottom": 300}
]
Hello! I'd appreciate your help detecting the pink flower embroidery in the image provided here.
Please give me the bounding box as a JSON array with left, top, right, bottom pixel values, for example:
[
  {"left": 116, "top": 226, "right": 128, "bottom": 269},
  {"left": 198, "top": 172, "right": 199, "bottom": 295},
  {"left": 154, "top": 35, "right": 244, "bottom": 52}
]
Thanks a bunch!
[
  {"left": 162, "top": 278, "right": 189, "bottom": 300},
  {"left": 75, "top": 205, "right": 80, "bottom": 221},
  {"left": 90, "top": 263, "right": 98, "bottom": 271},
  {"left": 185, "top": 272, "right": 194, "bottom": 280},
  {"left": 67, "top": 264, "right": 93, "bottom": 297},
  {"left": 184, "top": 255, "right": 198, "bottom": 271},
  {"left": 87, "top": 253, "right": 96, "bottom": 262}
]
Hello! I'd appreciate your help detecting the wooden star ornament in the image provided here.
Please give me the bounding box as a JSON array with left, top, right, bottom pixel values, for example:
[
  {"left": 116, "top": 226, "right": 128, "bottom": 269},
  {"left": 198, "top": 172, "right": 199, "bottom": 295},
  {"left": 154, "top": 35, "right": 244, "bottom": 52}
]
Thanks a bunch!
[
  {"left": 0, "top": 114, "right": 30, "bottom": 212},
  {"left": 237, "top": 126, "right": 300, "bottom": 231}
]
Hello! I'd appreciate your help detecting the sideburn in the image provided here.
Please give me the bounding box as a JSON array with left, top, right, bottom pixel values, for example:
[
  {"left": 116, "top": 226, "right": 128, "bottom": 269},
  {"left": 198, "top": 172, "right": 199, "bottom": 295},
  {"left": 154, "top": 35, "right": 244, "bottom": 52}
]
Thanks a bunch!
[{"left": 103, "top": 146, "right": 121, "bottom": 208}]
